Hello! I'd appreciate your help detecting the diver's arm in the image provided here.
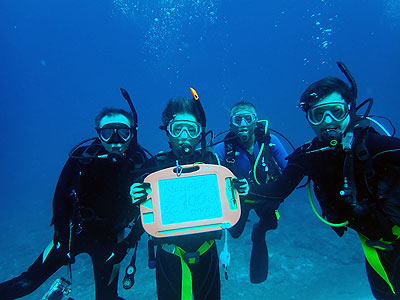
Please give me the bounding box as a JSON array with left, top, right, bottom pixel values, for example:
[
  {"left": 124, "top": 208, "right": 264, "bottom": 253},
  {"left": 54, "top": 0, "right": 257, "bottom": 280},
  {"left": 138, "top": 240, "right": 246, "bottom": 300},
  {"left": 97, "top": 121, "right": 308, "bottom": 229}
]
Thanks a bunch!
[
  {"left": 122, "top": 217, "right": 145, "bottom": 247},
  {"left": 247, "top": 162, "right": 305, "bottom": 202},
  {"left": 367, "top": 132, "right": 400, "bottom": 164},
  {"left": 270, "top": 134, "right": 288, "bottom": 169},
  {"left": 52, "top": 158, "right": 79, "bottom": 246}
]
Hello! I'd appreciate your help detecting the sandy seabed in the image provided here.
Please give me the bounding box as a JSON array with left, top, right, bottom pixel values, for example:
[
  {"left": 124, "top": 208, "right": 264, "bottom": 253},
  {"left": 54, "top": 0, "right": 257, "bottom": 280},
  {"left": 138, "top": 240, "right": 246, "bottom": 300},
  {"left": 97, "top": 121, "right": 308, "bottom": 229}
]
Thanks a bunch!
[{"left": 0, "top": 189, "right": 374, "bottom": 300}]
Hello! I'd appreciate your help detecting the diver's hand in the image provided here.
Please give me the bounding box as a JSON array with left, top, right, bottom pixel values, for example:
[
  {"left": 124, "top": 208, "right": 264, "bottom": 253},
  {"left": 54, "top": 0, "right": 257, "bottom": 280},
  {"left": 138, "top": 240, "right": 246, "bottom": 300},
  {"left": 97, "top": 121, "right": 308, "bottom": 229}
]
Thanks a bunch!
[
  {"left": 232, "top": 178, "right": 249, "bottom": 196},
  {"left": 130, "top": 182, "right": 151, "bottom": 205}
]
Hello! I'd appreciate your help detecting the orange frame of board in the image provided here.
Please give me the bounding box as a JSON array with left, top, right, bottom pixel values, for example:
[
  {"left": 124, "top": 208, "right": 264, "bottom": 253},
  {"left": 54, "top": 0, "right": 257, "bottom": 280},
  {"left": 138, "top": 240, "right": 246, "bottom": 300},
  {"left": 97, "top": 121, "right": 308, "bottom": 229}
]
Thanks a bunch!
[{"left": 141, "top": 163, "right": 241, "bottom": 238}]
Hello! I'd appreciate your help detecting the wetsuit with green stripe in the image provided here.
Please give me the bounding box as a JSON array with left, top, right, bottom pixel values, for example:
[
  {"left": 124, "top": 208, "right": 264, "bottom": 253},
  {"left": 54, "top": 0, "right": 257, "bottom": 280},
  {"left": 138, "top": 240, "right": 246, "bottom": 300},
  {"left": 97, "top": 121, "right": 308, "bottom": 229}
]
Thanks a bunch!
[
  {"left": 248, "top": 129, "right": 400, "bottom": 300},
  {"left": 142, "top": 150, "right": 221, "bottom": 300}
]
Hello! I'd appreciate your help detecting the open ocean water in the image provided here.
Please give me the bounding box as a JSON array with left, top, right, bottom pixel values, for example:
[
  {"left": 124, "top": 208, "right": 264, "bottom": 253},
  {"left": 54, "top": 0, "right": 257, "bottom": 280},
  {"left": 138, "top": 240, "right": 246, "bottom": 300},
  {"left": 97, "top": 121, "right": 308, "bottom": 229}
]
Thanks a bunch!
[{"left": 0, "top": 0, "right": 399, "bottom": 299}]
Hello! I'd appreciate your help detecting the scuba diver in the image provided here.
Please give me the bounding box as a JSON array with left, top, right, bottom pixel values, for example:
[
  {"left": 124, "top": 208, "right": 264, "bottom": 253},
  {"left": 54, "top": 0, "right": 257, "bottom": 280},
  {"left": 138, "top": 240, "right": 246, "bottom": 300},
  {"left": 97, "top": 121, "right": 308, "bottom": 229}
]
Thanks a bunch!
[
  {"left": 213, "top": 101, "right": 288, "bottom": 284},
  {"left": 239, "top": 62, "right": 400, "bottom": 299},
  {"left": 0, "top": 90, "right": 147, "bottom": 300},
  {"left": 130, "top": 92, "right": 222, "bottom": 300}
]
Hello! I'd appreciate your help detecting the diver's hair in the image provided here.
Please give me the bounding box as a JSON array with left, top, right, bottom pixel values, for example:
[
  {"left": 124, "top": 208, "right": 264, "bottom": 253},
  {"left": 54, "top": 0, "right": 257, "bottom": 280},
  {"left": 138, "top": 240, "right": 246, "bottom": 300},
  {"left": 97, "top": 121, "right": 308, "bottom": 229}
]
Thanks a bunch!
[
  {"left": 94, "top": 108, "right": 134, "bottom": 128},
  {"left": 230, "top": 101, "right": 257, "bottom": 115},
  {"left": 161, "top": 97, "right": 205, "bottom": 126},
  {"left": 299, "top": 77, "right": 354, "bottom": 111}
]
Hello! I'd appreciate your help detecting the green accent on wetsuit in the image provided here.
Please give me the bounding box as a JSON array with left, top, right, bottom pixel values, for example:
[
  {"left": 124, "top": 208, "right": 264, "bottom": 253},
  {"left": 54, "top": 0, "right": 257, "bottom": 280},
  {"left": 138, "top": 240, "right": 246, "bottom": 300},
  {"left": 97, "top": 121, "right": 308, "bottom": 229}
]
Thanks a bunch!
[
  {"left": 243, "top": 199, "right": 280, "bottom": 220},
  {"left": 275, "top": 210, "right": 280, "bottom": 220},
  {"left": 244, "top": 199, "right": 256, "bottom": 204},
  {"left": 253, "top": 120, "right": 268, "bottom": 184},
  {"left": 358, "top": 232, "right": 396, "bottom": 294},
  {"left": 171, "top": 240, "right": 214, "bottom": 300}
]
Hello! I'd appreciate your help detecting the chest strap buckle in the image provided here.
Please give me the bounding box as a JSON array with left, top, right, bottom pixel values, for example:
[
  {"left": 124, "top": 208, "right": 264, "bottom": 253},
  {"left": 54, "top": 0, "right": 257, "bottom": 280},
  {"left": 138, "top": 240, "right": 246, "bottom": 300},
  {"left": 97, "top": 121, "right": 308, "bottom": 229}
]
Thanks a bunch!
[{"left": 183, "top": 251, "right": 200, "bottom": 265}]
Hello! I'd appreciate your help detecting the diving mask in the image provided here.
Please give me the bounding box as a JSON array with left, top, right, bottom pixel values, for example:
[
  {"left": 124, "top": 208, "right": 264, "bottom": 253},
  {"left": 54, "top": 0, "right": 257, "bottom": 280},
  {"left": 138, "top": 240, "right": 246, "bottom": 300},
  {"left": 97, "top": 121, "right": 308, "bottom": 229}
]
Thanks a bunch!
[
  {"left": 167, "top": 120, "right": 202, "bottom": 139},
  {"left": 307, "top": 102, "right": 349, "bottom": 126},
  {"left": 230, "top": 111, "right": 257, "bottom": 127},
  {"left": 97, "top": 123, "right": 133, "bottom": 144}
]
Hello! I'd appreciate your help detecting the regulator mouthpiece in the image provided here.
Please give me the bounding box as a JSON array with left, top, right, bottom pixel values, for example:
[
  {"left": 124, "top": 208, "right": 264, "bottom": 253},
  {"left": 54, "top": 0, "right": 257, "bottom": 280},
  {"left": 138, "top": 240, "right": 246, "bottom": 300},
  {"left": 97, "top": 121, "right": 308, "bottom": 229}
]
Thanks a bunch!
[
  {"left": 321, "top": 129, "right": 342, "bottom": 147},
  {"left": 178, "top": 142, "right": 194, "bottom": 157},
  {"left": 237, "top": 130, "right": 250, "bottom": 142}
]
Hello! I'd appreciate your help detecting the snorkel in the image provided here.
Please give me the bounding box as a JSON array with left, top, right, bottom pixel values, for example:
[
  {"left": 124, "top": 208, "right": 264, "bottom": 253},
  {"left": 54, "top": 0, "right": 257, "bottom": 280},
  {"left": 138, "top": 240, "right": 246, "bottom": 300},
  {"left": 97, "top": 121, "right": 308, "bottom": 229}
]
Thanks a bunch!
[
  {"left": 190, "top": 87, "right": 207, "bottom": 153},
  {"left": 336, "top": 62, "right": 357, "bottom": 151},
  {"left": 120, "top": 88, "right": 138, "bottom": 146}
]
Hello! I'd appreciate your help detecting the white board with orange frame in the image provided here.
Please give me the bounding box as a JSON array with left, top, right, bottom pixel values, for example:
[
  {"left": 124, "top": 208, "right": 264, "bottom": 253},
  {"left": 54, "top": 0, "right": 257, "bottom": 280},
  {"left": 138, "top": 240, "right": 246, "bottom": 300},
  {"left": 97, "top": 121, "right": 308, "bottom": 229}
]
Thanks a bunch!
[{"left": 140, "top": 163, "right": 241, "bottom": 238}]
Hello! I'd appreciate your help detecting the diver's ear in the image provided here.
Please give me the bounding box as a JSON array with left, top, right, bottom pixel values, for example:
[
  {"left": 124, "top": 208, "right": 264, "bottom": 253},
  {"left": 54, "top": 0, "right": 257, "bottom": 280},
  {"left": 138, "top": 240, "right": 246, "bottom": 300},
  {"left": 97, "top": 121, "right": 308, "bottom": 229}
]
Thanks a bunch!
[
  {"left": 229, "top": 122, "right": 236, "bottom": 133},
  {"left": 159, "top": 125, "right": 169, "bottom": 137}
]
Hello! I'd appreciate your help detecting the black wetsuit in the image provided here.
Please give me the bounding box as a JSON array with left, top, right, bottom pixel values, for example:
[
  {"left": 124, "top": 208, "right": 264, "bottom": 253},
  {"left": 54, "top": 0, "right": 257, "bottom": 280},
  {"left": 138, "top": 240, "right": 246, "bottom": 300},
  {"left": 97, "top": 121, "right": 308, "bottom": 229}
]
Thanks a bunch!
[
  {"left": 143, "top": 150, "right": 221, "bottom": 300},
  {"left": 249, "top": 129, "right": 400, "bottom": 300},
  {"left": 0, "top": 141, "right": 146, "bottom": 300}
]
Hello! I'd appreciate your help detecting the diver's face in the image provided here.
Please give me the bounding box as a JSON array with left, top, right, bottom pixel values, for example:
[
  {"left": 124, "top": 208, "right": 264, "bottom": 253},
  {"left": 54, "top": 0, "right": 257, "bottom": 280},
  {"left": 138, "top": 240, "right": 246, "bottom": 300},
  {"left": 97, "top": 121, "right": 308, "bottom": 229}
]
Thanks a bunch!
[
  {"left": 230, "top": 105, "right": 258, "bottom": 144},
  {"left": 307, "top": 92, "right": 350, "bottom": 142},
  {"left": 98, "top": 114, "right": 133, "bottom": 154},
  {"left": 167, "top": 113, "right": 202, "bottom": 157}
]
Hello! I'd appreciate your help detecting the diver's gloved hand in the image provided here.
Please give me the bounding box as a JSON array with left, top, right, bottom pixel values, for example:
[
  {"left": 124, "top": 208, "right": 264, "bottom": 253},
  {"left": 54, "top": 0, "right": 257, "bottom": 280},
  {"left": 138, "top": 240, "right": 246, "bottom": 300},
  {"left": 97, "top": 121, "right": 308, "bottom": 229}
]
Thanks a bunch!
[
  {"left": 105, "top": 241, "right": 130, "bottom": 265},
  {"left": 232, "top": 178, "right": 249, "bottom": 196},
  {"left": 130, "top": 182, "right": 151, "bottom": 205}
]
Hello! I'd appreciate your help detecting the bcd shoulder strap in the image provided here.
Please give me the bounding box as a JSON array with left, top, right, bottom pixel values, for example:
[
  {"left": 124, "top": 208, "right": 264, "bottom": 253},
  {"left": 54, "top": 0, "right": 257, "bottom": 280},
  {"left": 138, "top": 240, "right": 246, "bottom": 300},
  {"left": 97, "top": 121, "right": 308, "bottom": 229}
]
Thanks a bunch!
[
  {"left": 254, "top": 123, "right": 282, "bottom": 182},
  {"left": 223, "top": 132, "right": 237, "bottom": 165},
  {"left": 198, "top": 147, "right": 220, "bottom": 165},
  {"left": 353, "top": 119, "right": 375, "bottom": 180},
  {"left": 223, "top": 123, "right": 282, "bottom": 182}
]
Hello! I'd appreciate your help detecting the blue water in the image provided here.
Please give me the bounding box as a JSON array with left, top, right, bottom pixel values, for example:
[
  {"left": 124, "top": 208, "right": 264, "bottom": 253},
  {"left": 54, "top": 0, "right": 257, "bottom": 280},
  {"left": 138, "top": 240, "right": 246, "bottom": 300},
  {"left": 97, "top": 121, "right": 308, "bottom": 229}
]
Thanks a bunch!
[{"left": 0, "top": 0, "right": 399, "bottom": 299}]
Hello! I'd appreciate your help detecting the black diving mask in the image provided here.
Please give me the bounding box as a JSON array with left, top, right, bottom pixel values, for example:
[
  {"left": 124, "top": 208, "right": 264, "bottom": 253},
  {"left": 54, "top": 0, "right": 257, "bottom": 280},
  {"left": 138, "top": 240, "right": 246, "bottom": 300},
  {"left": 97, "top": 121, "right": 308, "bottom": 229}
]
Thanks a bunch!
[{"left": 96, "top": 123, "right": 133, "bottom": 144}]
